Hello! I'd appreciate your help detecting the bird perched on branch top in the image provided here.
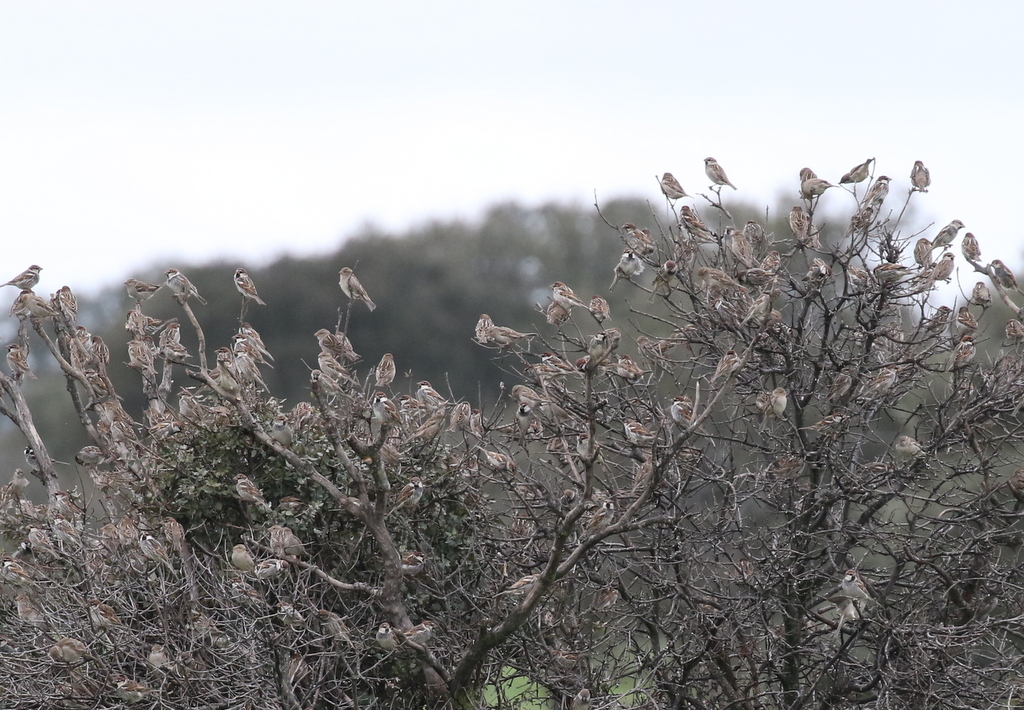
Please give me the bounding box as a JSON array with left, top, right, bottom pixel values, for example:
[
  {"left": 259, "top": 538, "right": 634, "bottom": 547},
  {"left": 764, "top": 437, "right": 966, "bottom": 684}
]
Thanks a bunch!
[
  {"left": 2, "top": 265, "right": 42, "bottom": 290},
  {"left": 339, "top": 267, "right": 376, "bottom": 311},
  {"left": 704, "top": 157, "right": 736, "bottom": 189},
  {"left": 233, "top": 268, "right": 266, "bottom": 305}
]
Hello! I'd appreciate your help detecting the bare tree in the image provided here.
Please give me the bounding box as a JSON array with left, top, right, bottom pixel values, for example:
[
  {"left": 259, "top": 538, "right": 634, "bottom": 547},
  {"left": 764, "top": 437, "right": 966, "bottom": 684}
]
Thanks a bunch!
[{"left": 2, "top": 161, "right": 1024, "bottom": 709}]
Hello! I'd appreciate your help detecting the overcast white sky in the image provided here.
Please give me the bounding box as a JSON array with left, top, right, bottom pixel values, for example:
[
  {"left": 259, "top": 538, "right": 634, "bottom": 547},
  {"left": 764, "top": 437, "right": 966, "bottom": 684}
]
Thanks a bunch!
[{"left": 0, "top": 1, "right": 1021, "bottom": 297}]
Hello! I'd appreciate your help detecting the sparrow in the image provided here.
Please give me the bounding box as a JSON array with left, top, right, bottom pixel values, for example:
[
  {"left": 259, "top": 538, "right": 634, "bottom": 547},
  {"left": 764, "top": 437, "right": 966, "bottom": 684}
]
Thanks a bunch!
[
  {"left": 710, "top": 350, "right": 742, "bottom": 383},
  {"left": 1006, "top": 319, "right": 1024, "bottom": 345},
  {"left": 53, "top": 285, "right": 78, "bottom": 322},
  {"left": 788, "top": 205, "right": 810, "bottom": 245},
  {"left": 269, "top": 525, "right": 306, "bottom": 558},
  {"left": 3, "top": 265, "right": 42, "bottom": 289},
  {"left": 406, "top": 620, "right": 434, "bottom": 645},
  {"left": 316, "top": 610, "right": 351, "bottom": 644},
  {"left": 10, "top": 289, "right": 58, "bottom": 319},
  {"left": 140, "top": 534, "right": 173, "bottom": 571},
  {"left": 910, "top": 160, "right": 931, "bottom": 192},
  {"left": 743, "top": 220, "right": 767, "bottom": 251},
  {"left": 956, "top": 308, "right": 979, "bottom": 337},
  {"left": 416, "top": 380, "right": 448, "bottom": 410},
  {"left": 800, "top": 177, "right": 834, "bottom": 200},
  {"left": 651, "top": 261, "right": 679, "bottom": 298},
  {"left": 48, "top": 637, "right": 90, "bottom": 664},
  {"left": 551, "top": 281, "right": 588, "bottom": 310},
  {"left": 624, "top": 419, "right": 657, "bottom": 447},
  {"left": 486, "top": 324, "right": 538, "bottom": 348},
  {"left": 659, "top": 172, "right": 688, "bottom": 200},
  {"left": 873, "top": 263, "right": 912, "bottom": 284},
  {"left": 114, "top": 677, "right": 153, "bottom": 704},
  {"left": 376, "top": 622, "right": 398, "bottom": 650},
  {"left": 948, "top": 334, "right": 976, "bottom": 370},
  {"left": 589, "top": 294, "right": 611, "bottom": 322},
  {"left": 922, "top": 305, "right": 953, "bottom": 333},
  {"left": 314, "top": 328, "right": 359, "bottom": 363},
  {"left": 803, "top": 414, "right": 848, "bottom": 436},
  {"left": 474, "top": 314, "right": 495, "bottom": 344},
  {"left": 124, "top": 278, "right": 162, "bottom": 302},
  {"left": 799, "top": 167, "right": 817, "bottom": 183},
  {"left": 593, "top": 585, "right": 620, "bottom": 612},
  {"left": 391, "top": 477, "right": 425, "bottom": 512},
  {"left": 704, "top": 156, "right": 736, "bottom": 189},
  {"left": 767, "top": 387, "right": 788, "bottom": 418},
  {"left": 233, "top": 268, "right": 266, "bottom": 305},
  {"left": 372, "top": 392, "right": 403, "bottom": 427},
  {"left": 697, "top": 267, "right": 744, "bottom": 292},
  {"left": 270, "top": 414, "right": 294, "bottom": 447},
  {"left": 587, "top": 331, "right": 614, "bottom": 367},
  {"left": 478, "top": 448, "right": 516, "bottom": 472},
  {"left": 863, "top": 175, "right": 890, "bottom": 206},
  {"left": 840, "top": 158, "right": 874, "bottom": 185},
  {"left": 989, "top": 259, "right": 1020, "bottom": 293},
  {"left": 148, "top": 644, "right": 170, "bottom": 669},
  {"left": 401, "top": 550, "right": 426, "bottom": 575},
  {"left": 15, "top": 593, "right": 47, "bottom": 626},
  {"left": 87, "top": 598, "right": 123, "bottom": 629},
  {"left": 447, "top": 400, "right": 472, "bottom": 433},
  {"left": 610, "top": 250, "right": 645, "bottom": 290},
  {"left": 587, "top": 499, "right": 616, "bottom": 530},
  {"left": 234, "top": 474, "right": 271, "bottom": 511},
  {"left": 255, "top": 558, "right": 289, "bottom": 579},
  {"left": 6, "top": 343, "right": 36, "bottom": 382},
  {"left": 858, "top": 368, "right": 897, "bottom": 400},
  {"left": 670, "top": 395, "right": 694, "bottom": 427},
  {"left": 545, "top": 301, "right": 570, "bottom": 326},
  {"left": 606, "top": 354, "right": 645, "bottom": 381},
  {"left": 511, "top": 384, "right": 545, "bottom": 408},
  {"left": 928, "top": 252, "right": 955, "bottom": 282},
  {"left": 836, "top": 569, "right": 875, "bottom": 605},
  {"left": 375, "top": 353, "right": 396, "bottom": 387},
  {"left": 339, "top": 267, "right": 377, "bottom": 311},
  {"left": 961, "top": 232, "right": 982, "bottom": 262},
  {"left": 163, "top": 517, "right": 187, "bottom": 557},
  {"left": 502, "top": 573, "right": 540, "bottom": 595},
  {"left": 894, "top": 434, "right": 924, "bottom": 459},
  {"left": 571, "top": 688, "right": 592, "bottom": 710},
  {"left": 679, "top": 206, "right": 714, "bottom": 242},
  {"left": 514, "top": 402, "right": 533, "bottom": 441},
  {"left": 913, "top": 238, "right": 933, "bottom": 269},
  {"left": 931, "top": 219, "right": 965, "bottom": 250},
  {"left": 164, "top": 268, "right": 207, "bottom": 305}
]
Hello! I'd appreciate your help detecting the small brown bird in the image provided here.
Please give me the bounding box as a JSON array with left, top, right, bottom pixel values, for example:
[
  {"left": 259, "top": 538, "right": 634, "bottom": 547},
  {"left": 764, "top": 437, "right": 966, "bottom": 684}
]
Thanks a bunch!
[
  {"left": 87, "top": 598, "right": 123, "bottom": 630},
  {"left": 269, "top": 525, "right": 306, "bottom": 559},
  {"left": 864, "top": 175, "right": 891, "bottom": 206},
  {"left": 711, "top": 350, "right": 742, "bottom": 383},
  {"left": 932, "top": 219, "right": 965, "bottom": 250},
  {"left": 704, "top": 157, "right": 736, "bottom": 189},
  {"left": 339, "top": 267, "right": 376, "bottom": 311},
  {"left": 48, "top": 637, "right": 90, "bottom": 664},
  {"left": 2, "top": 265, "right": 42, "bottom": 289},
  {"left": 610, "top": 250, "right": 644, "bottom": 290},
  {"left": 390, "top": 477, "right": 425, "bottom": 513},
  {"left": 913, "top": 238, "right": 933, "bottom": 269},
  {"left": 989, "top": 259, "right": 1020, "bottom": 293},
  {"left": 589, "top": 294, "right": 611, "bottom": 322},
  {"left": 164, "top": 268, "right": 207, "bottom": 305},
  {"left": 6, "top": 343, "right": 36, "bottom": 382},
  {"left": 659, "top": 172, "right": 688, "bottom": 200},
  {"left": 551, "top": 281, "right": 588, "bottom": 310},
  {"left": 928, "top": 252, "right": 955, "bottom": 282},
  {"left": 624, "top": 419, "right": 656, "bottom": 447},
  {"left": 124, "top": 278, "right": 162, "bottom": 302},
  {"left": 840, "top": 158, "right": 874, "bottom": 185},
  {"left": 376, "top": 622, "right": 398, "bottom": 650},
  {"left": 375, "top": 353, "right": 396, "bottom": 387},
  {"left": 910, "top": 160, "right": 931, "bottom": 192},
  {"left": 233, "top": 268, "right": 266, "bottom": 305},
  {"left": 1006, "top": 319, "right": 1024, "bottom": 344},
  {"left": 235, "top": 474, "right": 271, "bottom": 511},
  {"left": 800, "top": 178, "right": 834, "bottom": 200}
]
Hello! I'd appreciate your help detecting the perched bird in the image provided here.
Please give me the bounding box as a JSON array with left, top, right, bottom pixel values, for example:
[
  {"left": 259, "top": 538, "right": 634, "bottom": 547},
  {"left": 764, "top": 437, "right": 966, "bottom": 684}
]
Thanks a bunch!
[
  {"left": 416, "top": 380, "right": 448, "bottom": 410},
  {"left": 2, "top": 265, "right": 42, "bottom": 289},
  {"left": 114, "top": 677, "right": 153, "bottom": 704},
  {"left": 316, "top": 610, "right": 351, "bottom": 644},
  {"left": 551, "top": 281, "right": 588, "bottom": 310},
  {"left": 931, "top": 219, "right": 965, "bottom": 250},
  {"left": 375, "top": 353, "right": 396, "bottom": 387},
  {"left": 928, "top": 252, "right": 955, "bottom": 282},
  {"left": 269, "top": 525, "right": 306, "bottom": 559},
  {"left": 948, "top": 335, "right": 976, "bottom": 370},
  {"left": 6, "top": 343, "right": 36, "bottom": 382},
  {"left": 873, "top": 263, "right": 912, "bottom": 285},
  {"left": 650, "top": 261, "right": 679, "bottom": 298},
  {"left": 710, "top": 350, "right": 742, "bottom": 383},
  {"left": 894, "top": 435, "right": 924, "bottom": 459},
  {"left": 587, "top": 499, "right": 616, "bottom": 530},
  {"left": 48, "top": 637, "right": 90, "bottom": 664},
  {"left": 124, "top": 278, "right": 162, "bottom": 302},
  {"left": 339, "top": 267, "right": 377, "bottom": 311},
  {"left": 233, "top": 268, "right": 266, "bottom": 305},
  {"left": 15, "top": 593, "right": 47, "bottom": 627},
  {"left": 371, "top": 392, "right": 403, "bottom": 427},
  {"left": 799, "top": 167, "right": 817, "bottom": 183},
  {"left": 148, "top": 644, "right": 170, "bottom": 670},
  {"left": 767, "top": 387, "right": 788, "bottom": 418},
  {"left": 478, "top": 448, "right": 516, "bottom": 472},
  {"left": 840, "top": 158, "right": 874, "bottom": 185},
  {"left": 391, "top": 477, "right": 425, "bottom": 513},
  {"left": 474, "top": 314, "right": 495, "bottom": 344},
  {"left": 800, "top": 178, "right": 834, "bottom": 200},
  {"left": 789, "top": 206, "right": 810, "bottom": 245},
  {"left": 610, "top": 250, "right": 645, "bottom": 290},
  {"left": 624, "top": 419, "right": 656, "bottom": 447},
  {"left": 961, "top": 232, "right": 981, "bottom": 263},
  {"left": 314, "top": 328, "right": 359, "bottom": 363},
  {"left": 858, "top": 368, "right": 897, "bottom": 400},
  {"left": 235, "top": 474, "right": 271, "bottom": 511},
  {"left": 10, "top": 289, "right": 58, "bottom": 319},
  {"left": 910, "top": 160, "right": 931, "bottom": 192},
  {"left": 864, "top": 175, "right": 891, "bottom": 206},
  {"left": 53, "top": 285, "right": 78, "bottom": 322},
  {"left": 659, "top": 172, "right": 688, "bottom": 200},
  {"left": 989, "top": 259, "right": 1020, "bottom": 293},
  {"left": 704, "top": 157, "right": 736, "bottom": 189},
  {"left": 87, "top": 598, "right": 123, "bottom": 630},
  {"left": 1006, "top": 319, "right": 1024, "bottom": 345},
  {"left": 401, "top": 551, "right": 426, "bottom": 575},
  {"left": 376, "top": 622, "right": 398, "bottom": 650},
  {"left": 589, "top": 295, "right": 611, "bottom": 322},
  {"left": 406, "top": 620, "right": 434, "bottom": 645},
  {"left": 913, "top": 238, "right": 933, "bottom": 269},
  {"left": 836, "top": 569, "right": 875, "bottom": 605},
  {"left": 670, "top": 395, "right": 694, "bottom": 427},
  {"left": 140, "top": 534, "right": 173, "bottom": 571},
  {"left": 270, "top": 414, "right": 294, "bottom": 447},
  {"left": 164, "top": 268, "right": 207, "bottom": 305},
  {"left": 679, "top": 206, "right": 713, "bottom": 242},
  {"left": 254, "top": 558, "right": 289, "bottom": 580},
  {"left": 571, "top": 688, "right": 592, "bottom": 710},
  {"left": 502, "top": 573, "right": 540, "bottom": 595}
]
